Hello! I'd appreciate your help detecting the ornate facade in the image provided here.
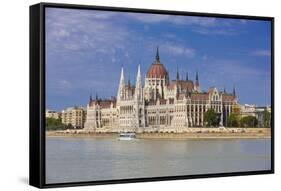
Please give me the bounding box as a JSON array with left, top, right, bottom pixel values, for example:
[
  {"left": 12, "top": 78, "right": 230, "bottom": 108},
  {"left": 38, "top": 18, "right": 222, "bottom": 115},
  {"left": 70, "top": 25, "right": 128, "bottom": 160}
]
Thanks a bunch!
[{"left": 84, "top": 48, "right": 238, "bottom": 132}]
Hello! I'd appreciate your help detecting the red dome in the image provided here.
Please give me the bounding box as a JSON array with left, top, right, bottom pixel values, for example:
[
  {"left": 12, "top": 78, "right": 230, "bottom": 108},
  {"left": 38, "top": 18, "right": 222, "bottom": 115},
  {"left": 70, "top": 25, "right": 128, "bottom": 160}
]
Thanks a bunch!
[{"left": 146, "top": 62, "right": 168, "bottom": 78}]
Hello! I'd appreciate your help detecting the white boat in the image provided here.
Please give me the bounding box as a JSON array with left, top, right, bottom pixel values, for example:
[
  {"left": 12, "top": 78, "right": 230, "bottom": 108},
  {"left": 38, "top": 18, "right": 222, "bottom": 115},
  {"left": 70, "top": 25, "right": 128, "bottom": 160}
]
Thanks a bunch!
[{"left": 118, "top": 132, "right": 136, "bottom": 140}]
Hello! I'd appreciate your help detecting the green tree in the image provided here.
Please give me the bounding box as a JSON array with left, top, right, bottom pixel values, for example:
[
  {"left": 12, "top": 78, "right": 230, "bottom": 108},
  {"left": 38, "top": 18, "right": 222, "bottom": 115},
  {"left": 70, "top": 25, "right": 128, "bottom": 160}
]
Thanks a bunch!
[
  {"left": 66, "top": 123, "right": 74, "bottom": 129},
  {"left": 240, "top": 116, "right": 258, "bottom": 127},
  {"left": 263, "top": 110, "right": 271, "bottom": 128},
  {"left": 227, "top": 114, "right": 239, "bottom": 127},
  {"left": 45, "top": 117, "right": 66, "bottom": 131},
  {"left": 204, "top": 109, "right": 221, "bottom": 127}
]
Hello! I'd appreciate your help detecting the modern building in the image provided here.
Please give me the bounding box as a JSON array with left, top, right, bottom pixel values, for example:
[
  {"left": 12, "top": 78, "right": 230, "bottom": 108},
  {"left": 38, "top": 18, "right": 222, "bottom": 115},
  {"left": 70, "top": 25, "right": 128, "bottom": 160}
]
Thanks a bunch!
[
  {"left": 240, "top": 104, "right": 256, "bottom": 117},
  {"left": 84, "top": 48, "right": 238, "bottom": 132},
  {"left": 61, "top": 106, "right": 86, "bottom": 129},
  {"left": 45, "top": 109, "right": 59, "bottom": 119}
]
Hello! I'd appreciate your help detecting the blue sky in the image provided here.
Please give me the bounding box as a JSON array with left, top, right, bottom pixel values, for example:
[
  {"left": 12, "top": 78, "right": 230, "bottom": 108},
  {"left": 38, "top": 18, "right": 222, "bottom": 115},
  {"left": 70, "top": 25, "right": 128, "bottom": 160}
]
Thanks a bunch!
[{"left": 45, "top": 8, "right": 271, "bottom": 111}]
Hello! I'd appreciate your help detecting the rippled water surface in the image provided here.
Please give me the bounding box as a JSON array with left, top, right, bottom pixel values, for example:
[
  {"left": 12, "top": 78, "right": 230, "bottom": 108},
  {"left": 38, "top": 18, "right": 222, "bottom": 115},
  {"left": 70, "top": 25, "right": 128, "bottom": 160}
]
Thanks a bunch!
[{"left": 46, "top": 137, "right": 271, "bottom": 184}]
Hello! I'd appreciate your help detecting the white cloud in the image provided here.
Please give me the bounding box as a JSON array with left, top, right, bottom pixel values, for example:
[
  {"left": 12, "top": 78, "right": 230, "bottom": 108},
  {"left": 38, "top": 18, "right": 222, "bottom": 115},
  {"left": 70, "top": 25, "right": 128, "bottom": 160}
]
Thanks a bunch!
[
  {"left": 53, "top": 29, "right": 70, "bottom": 38},
  {"left": 59, "top": 80, "right": 72, "bottom": 89},
  {"left": 202, "top": 58, "right": 270, "bottom": 84},
  {"left": 111, "top": 57, "right": 116, "bottom": 63},
  {"left": 161, "top": 42, "right": 195, "bottom": 58},
  {"left": 46, "top": 79, "right": 73, "bottom": 96},
  {"left": 251, "top": 50, "right": 271, "bottom": 57},
  {"left": 202, "top": 55, "right": 208, "bottom": 61},
  {"left": 46, "top": 8, "right": 131, "bottom": 56},
  {"left": 192, "top": 28, "right": 237, "bottom": 36},
  {"left": 126, "top": 13, "right": 216, "bottom": 27}
]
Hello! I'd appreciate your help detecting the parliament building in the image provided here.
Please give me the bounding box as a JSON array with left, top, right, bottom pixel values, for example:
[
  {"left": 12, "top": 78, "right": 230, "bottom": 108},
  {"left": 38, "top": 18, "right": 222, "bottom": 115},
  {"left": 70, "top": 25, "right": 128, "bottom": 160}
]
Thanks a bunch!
[{"left": 84, "top": 48, "right": 238, "bottom": 133}]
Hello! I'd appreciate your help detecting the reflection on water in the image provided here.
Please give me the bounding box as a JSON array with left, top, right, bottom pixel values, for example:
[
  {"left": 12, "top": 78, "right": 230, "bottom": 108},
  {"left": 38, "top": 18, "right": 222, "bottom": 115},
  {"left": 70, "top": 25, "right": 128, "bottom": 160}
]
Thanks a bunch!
[{"left": 46, "top": 137, "right": 271, "bottom": 184}]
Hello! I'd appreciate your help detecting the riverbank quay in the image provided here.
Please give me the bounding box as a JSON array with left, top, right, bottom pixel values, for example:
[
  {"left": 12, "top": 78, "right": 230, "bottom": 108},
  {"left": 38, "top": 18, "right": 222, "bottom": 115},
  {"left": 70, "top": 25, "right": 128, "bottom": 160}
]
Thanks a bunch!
[{"left": 46, "top": 127, "right": 271, "bottom": 139}]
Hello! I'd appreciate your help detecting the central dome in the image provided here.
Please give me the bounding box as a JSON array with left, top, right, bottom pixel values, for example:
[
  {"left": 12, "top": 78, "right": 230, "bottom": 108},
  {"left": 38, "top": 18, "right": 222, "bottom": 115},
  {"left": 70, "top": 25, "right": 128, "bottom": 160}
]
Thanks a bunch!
[
  {"left": 146, "top": 47, "right": 168, "bottom": 78},
  {"left": 146, "top": 62, "right": 168, "bottom": 78}
]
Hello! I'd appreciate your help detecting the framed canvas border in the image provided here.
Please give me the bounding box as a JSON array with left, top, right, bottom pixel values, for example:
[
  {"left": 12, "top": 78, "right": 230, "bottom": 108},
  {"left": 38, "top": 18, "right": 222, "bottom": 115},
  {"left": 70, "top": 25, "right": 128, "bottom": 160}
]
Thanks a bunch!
[{"left": 29, "top": 2, "right": 275, "bottom": 188}]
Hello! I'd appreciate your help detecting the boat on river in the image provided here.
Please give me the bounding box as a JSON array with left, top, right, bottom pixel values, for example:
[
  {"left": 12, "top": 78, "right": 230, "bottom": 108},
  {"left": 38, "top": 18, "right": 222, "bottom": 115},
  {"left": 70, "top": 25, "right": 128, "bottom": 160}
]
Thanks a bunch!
[{"left": 118, "top": 132, "right": 136, "bottom": 140}]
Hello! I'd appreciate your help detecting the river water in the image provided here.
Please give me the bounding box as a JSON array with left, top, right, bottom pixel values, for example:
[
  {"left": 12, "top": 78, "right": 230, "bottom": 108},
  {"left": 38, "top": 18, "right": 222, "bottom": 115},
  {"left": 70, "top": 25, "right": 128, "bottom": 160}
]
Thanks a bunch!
[{"left": 46, "top": 137, "right": 271, "bottom": 184}]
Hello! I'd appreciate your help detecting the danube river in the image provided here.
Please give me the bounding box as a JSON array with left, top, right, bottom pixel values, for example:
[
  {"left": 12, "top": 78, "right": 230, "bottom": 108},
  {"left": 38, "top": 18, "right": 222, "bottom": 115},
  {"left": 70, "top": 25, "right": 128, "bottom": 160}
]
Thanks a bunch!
[{"left": 46, "top": 137, "right": 271, "bottom": 184}]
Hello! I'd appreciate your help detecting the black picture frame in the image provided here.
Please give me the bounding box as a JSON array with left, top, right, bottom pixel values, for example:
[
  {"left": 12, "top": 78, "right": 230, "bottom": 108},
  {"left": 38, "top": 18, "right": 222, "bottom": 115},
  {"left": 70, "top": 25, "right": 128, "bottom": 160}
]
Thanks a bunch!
[{"left": 30, "top": 2, "right": 275, "bottom": 188}]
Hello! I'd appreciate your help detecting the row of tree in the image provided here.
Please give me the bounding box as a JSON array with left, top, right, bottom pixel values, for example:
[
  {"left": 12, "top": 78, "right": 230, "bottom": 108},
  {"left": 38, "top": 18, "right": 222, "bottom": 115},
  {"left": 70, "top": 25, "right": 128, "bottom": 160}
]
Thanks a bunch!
[
  {"left": 227, "top": 114, "right": 258, "bottom": 127},
  {"left": 45, "top": 117, "right": 73, "bottom": 131},
  {"left": 203, "top": 109, "right": 271, "bottom": 128}
]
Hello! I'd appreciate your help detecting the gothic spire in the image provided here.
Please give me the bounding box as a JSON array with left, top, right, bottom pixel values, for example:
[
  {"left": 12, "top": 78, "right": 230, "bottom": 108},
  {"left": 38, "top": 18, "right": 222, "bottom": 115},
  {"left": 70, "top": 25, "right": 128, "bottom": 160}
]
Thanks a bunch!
[
  {"left": 90, "top": 93, "right": 93, "bottom": 102},
  {"left": 194, "top": 71, "right": 200, "bottom": 92},
  {"left": 233, "top": 85, "right": 236, "bottom": 97},
  {"left": 176, "top": 65, "right": 180, "bottom": 81},
  {"left": 186, "top": 71, "right": 189, "bottom": 81},
  {"left": 135, "top": 64, "right": 143, "bottom": 100},
  {"left": 119, "top": 67, "right": 125, "bottom": 86},
  {"left": 195, "top": 71, "right": 200, "bottom": 86},
  {"left": 117, "top": 67, "right": 125, "bottom": 101},
  {"left": 156, "top": 46, "right": 160, "bottom": 62},
  {"left": 128, "top": 73, "right": 131, "bottom": 88}
]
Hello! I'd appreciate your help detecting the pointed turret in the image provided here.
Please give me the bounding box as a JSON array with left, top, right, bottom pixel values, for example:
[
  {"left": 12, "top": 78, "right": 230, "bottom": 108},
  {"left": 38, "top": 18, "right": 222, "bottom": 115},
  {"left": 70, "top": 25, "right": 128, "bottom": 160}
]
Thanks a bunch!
[
  {"left": 136, "top": 65, "right": 141, "bottom": 85},
  {"left": 95, "top": 93, "right": 100, "bottom": 105},
  {"left": 194, "top": 71, "right": 200, "bottom": 92},
  {"left": 117, "top": 67, "right": 125, "bottom": 101},
  {"left": 135, "top": 64, "right": 143, "bottom": 100},
  {"left": 186, "top": 71, "right": 189, "bottom": 81},
  {"left": 175, "top": 82, "right": 180, "bottom": 99},
  {"left": 128, "top": 75, "right": 131, "bottom": 88},
  {"left": 119, "top": 67, "right": 125, "bottom": 85},
  {"left": 89, "top": 93, "right": 93, "bottom": 105},
  {"left": 90, "top": 94, "right": 92, "bottom": 102},
  {"left": 233, "top": 85, "right": 236, "bottom": 97},
  {"left": 176, "top": 65, "right": 180, "bottom": 81}
]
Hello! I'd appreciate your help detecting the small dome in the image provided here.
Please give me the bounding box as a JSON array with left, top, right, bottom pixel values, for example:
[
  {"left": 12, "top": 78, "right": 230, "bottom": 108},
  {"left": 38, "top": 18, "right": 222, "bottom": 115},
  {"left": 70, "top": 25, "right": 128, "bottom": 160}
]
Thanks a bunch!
[
  {"left": 146, "top": 62, "right": 168, "bottom": 78},
  {"left": 146, "top": 47, "right": 168, "bottom": 78}
]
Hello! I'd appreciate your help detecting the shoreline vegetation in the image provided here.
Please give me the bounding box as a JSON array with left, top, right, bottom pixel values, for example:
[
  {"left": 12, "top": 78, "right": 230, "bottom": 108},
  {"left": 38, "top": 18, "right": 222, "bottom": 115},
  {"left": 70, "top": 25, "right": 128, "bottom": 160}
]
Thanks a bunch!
[{"left": 46, "top": 127, "right": 271, "bottom": 139}]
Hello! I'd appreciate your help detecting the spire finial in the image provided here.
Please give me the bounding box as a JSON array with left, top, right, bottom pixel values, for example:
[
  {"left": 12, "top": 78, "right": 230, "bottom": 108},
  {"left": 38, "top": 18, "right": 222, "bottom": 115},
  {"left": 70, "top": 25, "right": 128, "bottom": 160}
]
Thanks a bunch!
[
  {"left": 156, "top": 46, "right": 160, "bottom": 62},
  {"left": 90, "top": 93, "right": 93, "bottom": 102},
  {"left": 176, "top": 65, "right": 179, "bottom": 81},
  {"left": 137, "top": 64, "right": 141, "bottom": 78},
  {"left": 119, "top": 67, "right": 125, "bottom": 85},
  {"left": 224, "top": 86, "right": 226, "bottom": 94},
  {"left": 233, "top": 85, "right": 236, "bottom": 97},
  {"left": 128, "top": 73, "right": 131, "bottom": 87},
  {"left": 186, "top": 71, "right": 189, "bottom": 81},
  {"left": 195, "top": 71, "right": 200, "bottom": 92},
  {"left": 96, "top": 93, "right": 98, "bottom": 101}
]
